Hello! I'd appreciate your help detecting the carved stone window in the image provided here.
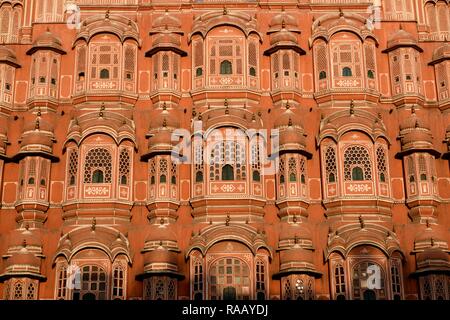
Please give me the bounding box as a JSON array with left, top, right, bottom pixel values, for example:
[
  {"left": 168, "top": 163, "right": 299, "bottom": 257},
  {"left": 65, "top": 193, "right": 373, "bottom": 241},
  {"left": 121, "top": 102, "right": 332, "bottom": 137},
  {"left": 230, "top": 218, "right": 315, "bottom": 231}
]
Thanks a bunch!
[
  {"left": 119, "top": 149, "right": 130, "bottom": 186},
  {"left": 84, "top": 148, "right": 112, "bottom": 184},
  {"left": 344, "top": 145, "right": 372, "bottom": 181},
  {"left": 325, "top": 145, "right": 337, "bottom": 183}
]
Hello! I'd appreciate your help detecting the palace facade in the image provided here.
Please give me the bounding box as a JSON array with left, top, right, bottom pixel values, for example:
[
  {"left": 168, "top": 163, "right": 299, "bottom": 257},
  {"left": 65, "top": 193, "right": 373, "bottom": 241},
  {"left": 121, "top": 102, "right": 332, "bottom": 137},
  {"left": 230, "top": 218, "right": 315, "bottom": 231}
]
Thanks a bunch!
[{"left": 0, "top": 0, "right": 449, "bottom": 300}]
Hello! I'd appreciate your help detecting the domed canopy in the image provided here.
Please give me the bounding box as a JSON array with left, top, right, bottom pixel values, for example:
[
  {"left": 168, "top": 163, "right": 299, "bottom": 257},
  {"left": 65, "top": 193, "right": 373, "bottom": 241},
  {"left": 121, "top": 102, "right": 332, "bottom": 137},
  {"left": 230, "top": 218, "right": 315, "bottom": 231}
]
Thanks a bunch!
[
  {"left": 142, "top": 107, "right": 181, "bottom": 159},
  {"left": 146, "top": 32, "right": 187, "bottom": 57},
  {"left": 0, "top": 45, "right": 20, "bottom": 68},
  {"left": 73, "top": 13, "right": 140, "bottom": 47},
  {"left": 138, "top": 224, "right": 184, "bottom": 280},
  {"left": 149, "top": 106, "right": 180, "bottom": 130},
  {"left": 417, "top": 247, "right": 449, "bottom": 265},
  {"left": 278, "top": 223, "right": 313, "bottom": 244},
  {"left": 146, "top": 11, "right": 186, "bottom": 57},
  {"left": 268, "top": 11, "right": 301, "bottom": 34},
  {"left": 383, "top": 28, "right": 422, "bottom": 53},
  {"left": 264, "top": 14, "right": 305, "bottom": 56},
  {"left": 429, "top": 42, "right": 450, "bottom": 65},
  {"left": 399, "top": 111, "right": 429, "bottom": 131},
  {"left": 397, "top": 108, "right": 440, "bottom": 157},
  {"left": 274, "top": 245, "right": 322, "bottom": 279},
  {"left": 413, "top": 247, "right": 450, "bottom": 276},
  {"left": 152, "top": 11, "right": 182, "bottom": 32},
  {"left": 13, "top": 117, "right": 58, "bottom": 162},
  {"left": 0, "top": 239, "right": 45, "bottom": 280},
  {"left": 27, "top": 30, "right": 66, "bottom": 55},
  {"left": 274, "top": 108, "right": 311, "bottom": 157}
]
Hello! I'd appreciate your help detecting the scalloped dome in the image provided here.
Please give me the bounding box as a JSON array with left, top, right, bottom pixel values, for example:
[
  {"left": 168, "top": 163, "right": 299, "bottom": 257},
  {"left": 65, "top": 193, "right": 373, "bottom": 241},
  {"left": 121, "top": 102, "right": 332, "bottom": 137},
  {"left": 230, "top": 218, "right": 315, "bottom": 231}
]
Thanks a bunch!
[
  {"left": 383, "top": 27, "right": 422, "bottom": 53},
  {"left": 416, "top": 247, "right": 449, "bottom": 264},
  {"left": 27, "top": 30, "right": 66, "bottom": 55},
  {"left": 279, "top": 223, "right": 312, "bottom": 242},
  {"left": 144, "top": 247, "right": 178, "bottom": 266},
  {"left": 10, "top": 229, "right": 42, "bottom": 248},
  {"left": 431, "top": 43, "right": 450, "bottom": 63},
  {"left": 279, "top": 126, "right": 307, "bottom": 148},
  {"left": 152, "top": 33, "right": 181, "bottom": 48},
  {"left": 23, "top": 118, "right": 54, "bottom": 133},
  {"left": 279, "top": 247, "right": 314, "bottom": 265},
  {"left": 269, "top": 12, "right": 298, "bottom": 30},
  {"left": 0, "top": 45, "right": 20, "bottom": 67},
  {"left": 6, "top": 248, "right": 41, "bottom": 269},
  {"left": 401, "top": 130, "right": 433, "bottom": 146},
  {"left": 152, "top": 12, "right": 181, "bottom": 30},
  {"left": 270, "top": 29, "right": 298, "bottom": 46},
  {"left": 274, "top": 108, "right": 303, "bottom": 129},
  {"left": 150, "top": 108, "right": 180, "bottom": 130},
  {"left": 145, "top": 224, "right": 178, "bottom": 243},
  {"left": 399, "top": 112, "right": 429, "bottom": 131}
]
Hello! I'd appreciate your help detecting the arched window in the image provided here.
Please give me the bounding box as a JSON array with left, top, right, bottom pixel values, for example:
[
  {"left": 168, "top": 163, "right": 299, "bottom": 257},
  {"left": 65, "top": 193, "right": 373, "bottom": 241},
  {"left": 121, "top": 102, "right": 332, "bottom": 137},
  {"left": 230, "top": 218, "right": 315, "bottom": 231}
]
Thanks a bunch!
[
  {"left": 222, "top": 164, "right": 234, "bottom": 180},
  {"left": 344, "top": 145, "right": 372, "bottom": 181},
  {"left": 367, "top": 70, "right": 375, "bottom": 79},
  {"left": 288, "top": 157, "right": 297, "bottom": 182},
  {"left": 220, "top": 60, "right": 232, "bottom": 75},
  {"left": 280, "top": 175, "right": 285, "bottom": 184},
  {"left": 193, "top": 259, "right": 203, "bottom": 300},
  {"left": 112, "top": 264, "right": 125, "bottom": 300},
  {"left": 209, "top": 258, "right": 250, "bottom": 300},
  {"left": 92, "top": 170, "right": 104, "bottom": 183},
  {"left": 252, "top": 170, "right": 261, "bottom": 182},
  {"left": 319, "top": 71, "right": 327, "bottom": 80},
  {"left": 72, "top": 265, "right": 107, "bottom": 300},
  {"left": 328, "top": 173, "right": 335, "bottom": 183},
  {"left": 418, "top": 155, "right": 427, "bottom": 181},
  {"left": 376, "top": 146, "right": 388, "bottom": 183},
  {"left": 84, "top": 148, "right": 112, "bottom": 184},
  {"left": 342, "top": 67, "right": 352, "bottom": 77},
  {"left": 325, "top": 146, "right": 337, "bottom": 183},
  {"left": 13, "top": 281, "right": 23, "bottom": 300},
  {"left": 209, "top": 140, "right": 246, "bottom": 181},
  {"left": 150, "top": 159, "right": 156, "bottom": 185},
  {"left": 352, "top": 167, "right": 364, "bottom": 181},
  {"left": 249, "top": 67, "right": 256, "bottom": 77},
  {"left": 391, "top": 262, "right": 402, "bottom": 300},
  {"left": 289, "top": 173, "right": 296, "bottom": 182},
  {"left": 195, "top": 171, "right": 203, "bottom": 182},
  {"left": 100, "top": 69, "right": 109, "bottom": 79},
  {"left": 335, "top": 264, "right": 346, "bottom": 299},
  {"left": 283, "top": 278, "right": 292, "bottom": 300},
  {"left": 159, "top": 159, "right": 168, "bottom": 183},
  {"left": 196, "top": 67, "right": 203, "bottom": 77},
  {"left": 56, "top": 264, "right": 68, "bottom": 300},
  {"left": 27, "top": 282, "right": 36, "bottom": 300},
  {"left": 407, "top": 156, "right": 416, "bottom": 183},
  {"left": 119, "top": 149, "right": 130, "bottom": 186},
  {"left": 256, "top": 260, "right": 266, "bottom": 300}
]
